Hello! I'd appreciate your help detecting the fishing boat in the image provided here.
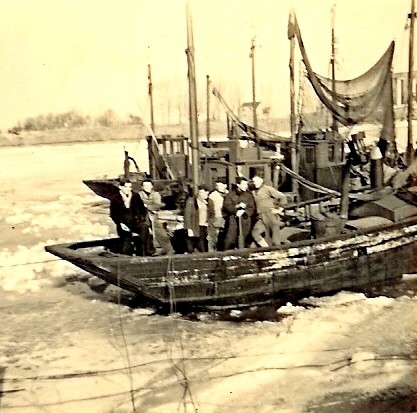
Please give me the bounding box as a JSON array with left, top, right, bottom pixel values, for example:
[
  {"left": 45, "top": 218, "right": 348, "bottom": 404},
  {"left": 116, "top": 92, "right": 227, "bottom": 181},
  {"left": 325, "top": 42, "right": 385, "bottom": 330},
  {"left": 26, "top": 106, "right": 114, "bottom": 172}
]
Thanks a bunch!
[{"left": 45, "top": 3, "right": 417, "bottom": 309}]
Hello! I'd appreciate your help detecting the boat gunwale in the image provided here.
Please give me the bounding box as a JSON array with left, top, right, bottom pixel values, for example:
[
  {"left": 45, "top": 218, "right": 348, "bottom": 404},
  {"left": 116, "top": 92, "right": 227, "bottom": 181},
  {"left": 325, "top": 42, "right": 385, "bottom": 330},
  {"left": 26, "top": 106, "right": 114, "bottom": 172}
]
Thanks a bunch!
[{"left": 45, "top": 214, "right": 417, "bottom": 262}]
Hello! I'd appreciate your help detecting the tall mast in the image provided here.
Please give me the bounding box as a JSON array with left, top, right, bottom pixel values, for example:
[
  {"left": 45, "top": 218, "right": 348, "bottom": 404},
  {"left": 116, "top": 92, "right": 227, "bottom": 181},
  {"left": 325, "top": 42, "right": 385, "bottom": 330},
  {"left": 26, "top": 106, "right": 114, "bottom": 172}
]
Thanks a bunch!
[
  {"left": 148, "top": 63, "right": 155, "bottom": 133},
  {"left": 289, "top": 10, "right": 298, "bottom": 196},
  {"left": 206, "top": 75, "right": 211, "bottom": 143},
  {"left": 330, "top": 4, "right": 338, "bottom": 134},
  {"left": 186, "top": 0, "right": 200, "bottom": 189},
  {"left": 407, "top": 0, "right": 416, "bottom": 165},
  {"left": 250, "top": 38, "right": 258, "bottom": 130}
]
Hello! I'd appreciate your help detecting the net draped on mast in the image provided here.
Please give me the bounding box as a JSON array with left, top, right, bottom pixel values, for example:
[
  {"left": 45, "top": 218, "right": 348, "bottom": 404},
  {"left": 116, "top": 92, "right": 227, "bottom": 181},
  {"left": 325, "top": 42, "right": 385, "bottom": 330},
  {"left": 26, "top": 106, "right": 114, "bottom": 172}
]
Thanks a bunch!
[{"left": 289, "top": 13, "right": 396, "bottom": 144}]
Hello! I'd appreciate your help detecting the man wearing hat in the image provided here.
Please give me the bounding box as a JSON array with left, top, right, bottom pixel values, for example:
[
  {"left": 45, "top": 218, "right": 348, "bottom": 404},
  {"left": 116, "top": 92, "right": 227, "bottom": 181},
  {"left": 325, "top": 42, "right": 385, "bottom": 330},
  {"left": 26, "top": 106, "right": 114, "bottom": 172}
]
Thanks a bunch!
[{"left": 222, "top": 177, "right": 256, "bottom": 250}]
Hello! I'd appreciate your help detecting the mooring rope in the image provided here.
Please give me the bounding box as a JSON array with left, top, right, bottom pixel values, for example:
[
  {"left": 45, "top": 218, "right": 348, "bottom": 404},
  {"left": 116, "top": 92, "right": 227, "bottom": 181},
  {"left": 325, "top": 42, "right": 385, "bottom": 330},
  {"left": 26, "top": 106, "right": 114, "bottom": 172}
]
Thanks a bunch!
[
  {"left": 116, "top": 261, "right": 137, "bottom": 412},
  {"left": 165, "top": 256, "right": 177, "bottom": 314},
  {"left": 0, "top": 258, "right": 61, "bottom": 268}
]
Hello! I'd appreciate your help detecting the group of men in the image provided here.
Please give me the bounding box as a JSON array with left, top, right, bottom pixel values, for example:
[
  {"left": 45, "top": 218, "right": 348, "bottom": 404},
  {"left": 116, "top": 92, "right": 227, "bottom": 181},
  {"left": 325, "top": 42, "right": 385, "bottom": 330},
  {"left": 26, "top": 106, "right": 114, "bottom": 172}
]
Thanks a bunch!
[
  {"left": 184, "top": 174, "right": 287, "bottom": 253},
  {"left": 110, "top": 173, "right": 287, "bottom": 256}
]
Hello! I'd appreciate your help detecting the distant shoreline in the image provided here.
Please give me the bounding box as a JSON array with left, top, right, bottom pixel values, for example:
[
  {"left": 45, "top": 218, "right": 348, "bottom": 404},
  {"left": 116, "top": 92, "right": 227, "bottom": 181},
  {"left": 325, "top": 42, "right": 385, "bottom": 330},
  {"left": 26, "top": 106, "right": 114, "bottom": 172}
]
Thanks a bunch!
[
  {"left": 0, "top": 124, "right": 160, "bottom": 148},
  {"left": 3, "top": 114, "right": 414, "bottom": 150},
  {"left": 0, "top": 117, "right": 291, "bottom": 148},
  {"left": 0, "top": 122, "right": 223, "bottom": 148}
]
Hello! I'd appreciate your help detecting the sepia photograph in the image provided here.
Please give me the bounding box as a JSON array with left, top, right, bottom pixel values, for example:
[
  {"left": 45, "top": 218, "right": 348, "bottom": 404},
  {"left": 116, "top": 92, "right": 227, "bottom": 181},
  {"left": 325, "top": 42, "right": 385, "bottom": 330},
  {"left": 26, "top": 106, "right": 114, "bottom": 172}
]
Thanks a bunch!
[{"left": 0, "top": 0, "right": 416, "bottom": 412}]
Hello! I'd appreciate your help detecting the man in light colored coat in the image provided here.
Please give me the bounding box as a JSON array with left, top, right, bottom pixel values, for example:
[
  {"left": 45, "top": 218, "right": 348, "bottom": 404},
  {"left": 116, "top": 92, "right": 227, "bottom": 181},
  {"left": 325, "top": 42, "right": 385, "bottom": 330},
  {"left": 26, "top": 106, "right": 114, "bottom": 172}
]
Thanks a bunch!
[
  {"left": 208, "top": 178, "right": 228, "bottom": 251},
  {"left": 139, "top": 179, "right": 174, "bottom": 255},
  {"left": 251, "top": 174, "right": 287, "bottom": 247}
]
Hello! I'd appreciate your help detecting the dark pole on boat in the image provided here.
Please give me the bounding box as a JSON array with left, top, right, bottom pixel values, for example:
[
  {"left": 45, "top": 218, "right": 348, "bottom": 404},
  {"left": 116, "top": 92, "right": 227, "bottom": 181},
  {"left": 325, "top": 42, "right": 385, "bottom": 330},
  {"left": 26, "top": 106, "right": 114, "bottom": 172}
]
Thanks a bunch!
[
  {"left": 186, "top": 0, "right": 200, "bottom": 192},
  {"left": 370, "top": 143, "right": 384, "bottom": 189},
  {"left": 148, "top": 64, "right": 155, "bottom": 134},
  {"left": 407, "top": 0, "right": 416, "bottom": 165},
  {"left": 206, "top": 75, "right": 211, "bottom": 143},
  {"left": 250, "top": 38, "right": 261, "bottom": 158},
  {"left": 330, "top": 4, "right": 338, "bottom": 134},
  {"left": 289, "top": 10, "right": 299, "bottom": 198},
  {"left": 250, "top": 38, "right": 258, "bottom": 130},
  {"left": 339, "top": 160, "right": 350, "bottom": 219}
]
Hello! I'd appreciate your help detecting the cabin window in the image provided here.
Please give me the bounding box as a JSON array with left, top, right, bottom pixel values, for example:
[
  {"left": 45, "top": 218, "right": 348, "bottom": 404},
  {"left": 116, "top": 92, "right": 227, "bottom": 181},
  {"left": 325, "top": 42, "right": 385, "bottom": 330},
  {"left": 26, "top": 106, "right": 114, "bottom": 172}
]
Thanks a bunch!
[
  {"left": 173, "top": 141, "right": 182, "bottom": 154},
  {"left": 209, "top": 168, "right": 217, "bottom": 187},
  {"left": 249, "top": 166, "right": 265, "bottom": 179},
  {"left": 164, "top": 141, "right": 170, "bottom": 155},
  {"left": 401, "top": 79, "right": 406, "bottom": 105},
  {"left": 328, "top": 145, "right": 335, "bottom": 162},
  {"left": 305, "top": 147, "right": 314, "bottom": 164}
]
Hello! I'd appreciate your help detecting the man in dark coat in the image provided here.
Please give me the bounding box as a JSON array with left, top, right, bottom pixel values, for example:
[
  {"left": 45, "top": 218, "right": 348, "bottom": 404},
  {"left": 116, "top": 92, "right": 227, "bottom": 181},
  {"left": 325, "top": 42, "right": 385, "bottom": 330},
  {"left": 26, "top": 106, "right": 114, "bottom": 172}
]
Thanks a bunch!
[
  {"left": 222, "top": 177, "right": 256, "bottom": 250},
  {"left": 109, "top": 181, "right": 155, "bottom": 256}
]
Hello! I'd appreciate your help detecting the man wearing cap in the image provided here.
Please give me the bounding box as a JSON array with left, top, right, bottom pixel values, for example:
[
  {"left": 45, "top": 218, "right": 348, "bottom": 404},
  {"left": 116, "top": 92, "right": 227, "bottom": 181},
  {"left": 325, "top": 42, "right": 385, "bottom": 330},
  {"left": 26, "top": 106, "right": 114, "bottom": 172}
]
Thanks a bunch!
[
  {"left": 139, "top": 179, "right": 174, "bottom": 255},
  {"left": 184, "top": 184, "right": 212, "bottom": 253},
  {"left": 208, "top": 178, "right": 229, "bottom": 251},
  {"left": 251, "top": 173, "right": 287, "bottom": 247},
  {"left": 222, "top": 177, "right": 256, "bottom": 250}
]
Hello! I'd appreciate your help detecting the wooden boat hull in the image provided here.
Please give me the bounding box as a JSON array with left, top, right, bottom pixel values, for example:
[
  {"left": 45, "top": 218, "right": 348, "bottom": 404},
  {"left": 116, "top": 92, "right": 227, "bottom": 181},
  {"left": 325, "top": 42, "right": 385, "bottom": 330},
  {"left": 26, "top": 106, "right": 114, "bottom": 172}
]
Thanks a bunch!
[{"left": 45, "top": 217, "right": 417, "bottom": 307}]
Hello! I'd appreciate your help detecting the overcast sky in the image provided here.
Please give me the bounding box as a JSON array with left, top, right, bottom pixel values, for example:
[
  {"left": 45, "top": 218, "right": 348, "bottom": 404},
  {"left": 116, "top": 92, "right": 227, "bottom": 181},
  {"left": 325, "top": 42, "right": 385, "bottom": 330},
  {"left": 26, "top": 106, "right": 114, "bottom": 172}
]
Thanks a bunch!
[{"left": 0, "top": 0, "right": 413, "bottom": 129}]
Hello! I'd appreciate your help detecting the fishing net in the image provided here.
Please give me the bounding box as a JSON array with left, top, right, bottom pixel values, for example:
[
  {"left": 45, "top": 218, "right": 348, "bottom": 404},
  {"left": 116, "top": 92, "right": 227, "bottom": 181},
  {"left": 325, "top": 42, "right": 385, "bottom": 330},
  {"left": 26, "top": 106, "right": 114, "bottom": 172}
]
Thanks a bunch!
[{"left": 290, "top": 14, "right": 395, "bottom": 144}]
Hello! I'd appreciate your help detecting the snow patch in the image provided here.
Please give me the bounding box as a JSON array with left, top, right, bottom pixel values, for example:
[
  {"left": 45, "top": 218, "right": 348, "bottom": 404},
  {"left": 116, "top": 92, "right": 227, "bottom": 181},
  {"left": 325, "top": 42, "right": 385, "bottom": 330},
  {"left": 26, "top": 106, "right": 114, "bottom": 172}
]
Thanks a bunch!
[
  {"left": 277, "top": 302, "right": 306, "bottom": 314},
  {"left": 367, "top": 296, "right": 395, "bottom": 308},
  {"left": 131, "top": 308, "right": 156, "bottom": 316},
  {"left": 300, "top": 291, "right": 367, "bottom": 307},
  {"left": 402, "top": 273, "right": 417, "bottom": 280}
]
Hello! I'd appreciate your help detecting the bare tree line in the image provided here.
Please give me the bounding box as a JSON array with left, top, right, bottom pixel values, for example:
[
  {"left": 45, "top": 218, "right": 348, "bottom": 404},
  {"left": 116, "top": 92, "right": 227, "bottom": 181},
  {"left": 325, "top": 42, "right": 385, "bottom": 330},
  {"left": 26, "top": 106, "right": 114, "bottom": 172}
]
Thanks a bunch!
[{"left": 9, "top": 109, "right": 144, "bottom": 133}]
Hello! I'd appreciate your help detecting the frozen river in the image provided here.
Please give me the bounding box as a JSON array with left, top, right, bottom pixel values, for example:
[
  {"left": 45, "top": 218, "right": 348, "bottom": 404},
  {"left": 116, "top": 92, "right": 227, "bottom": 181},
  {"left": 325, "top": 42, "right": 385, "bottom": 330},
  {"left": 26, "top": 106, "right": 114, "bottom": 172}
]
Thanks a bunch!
[
  {"left": 0, "top": 139, "right": 148, "bottom": 203},
  {"left": 0, "top": 139, "right": 416, "bottom": 412}
]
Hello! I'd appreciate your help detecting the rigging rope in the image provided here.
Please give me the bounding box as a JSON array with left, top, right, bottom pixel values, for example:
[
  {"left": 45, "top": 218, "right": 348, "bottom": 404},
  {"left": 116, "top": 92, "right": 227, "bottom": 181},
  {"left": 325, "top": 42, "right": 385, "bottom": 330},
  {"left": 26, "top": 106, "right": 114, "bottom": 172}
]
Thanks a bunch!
[
  {"left": 212, "top": 87, "right": 289, "bottom": 144},
  {"left": 280, "top": 165, "right": 341, "bottom": 196}
]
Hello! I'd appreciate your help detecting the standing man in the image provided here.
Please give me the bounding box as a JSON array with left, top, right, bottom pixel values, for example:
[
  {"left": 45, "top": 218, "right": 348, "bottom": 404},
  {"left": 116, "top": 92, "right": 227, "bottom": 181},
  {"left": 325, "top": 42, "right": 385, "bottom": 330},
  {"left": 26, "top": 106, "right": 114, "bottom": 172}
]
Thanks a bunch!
[
  {"left": 139, "top": 179, "right": 174, "bottom": 255},
  {"left": 184, "top": 185, "right": 211, "bottom": 253},
  {"left": 110, "top": 180, "right": 155, "bottom": 256},
  {"left": 208, "top": 177, "right": 228, "bottom": 251},
  {"left": 222, "top": 177, "right": 256, "bottom": 250},
  {"left": 251, "top": 173, "right": 287, "bottom": 247}
]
